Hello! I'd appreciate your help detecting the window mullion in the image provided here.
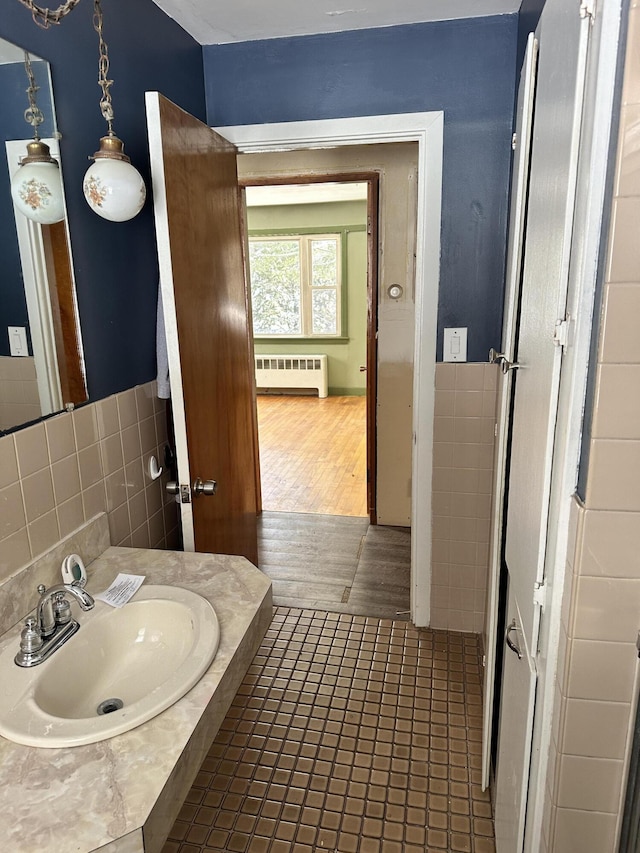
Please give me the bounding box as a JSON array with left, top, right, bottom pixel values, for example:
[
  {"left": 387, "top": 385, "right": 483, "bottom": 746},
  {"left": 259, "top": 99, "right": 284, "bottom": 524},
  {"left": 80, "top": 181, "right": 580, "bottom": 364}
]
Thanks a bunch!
[{"left": 300, "top": 235, "right": 312, "bottom": 337}]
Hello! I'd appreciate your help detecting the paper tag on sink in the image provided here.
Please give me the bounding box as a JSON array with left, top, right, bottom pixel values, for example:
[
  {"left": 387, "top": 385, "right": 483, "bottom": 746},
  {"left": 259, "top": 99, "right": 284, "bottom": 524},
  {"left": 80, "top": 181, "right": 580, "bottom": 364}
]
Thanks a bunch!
[{"left": 95, "top": 573, "right": 145, "bottom": 607}]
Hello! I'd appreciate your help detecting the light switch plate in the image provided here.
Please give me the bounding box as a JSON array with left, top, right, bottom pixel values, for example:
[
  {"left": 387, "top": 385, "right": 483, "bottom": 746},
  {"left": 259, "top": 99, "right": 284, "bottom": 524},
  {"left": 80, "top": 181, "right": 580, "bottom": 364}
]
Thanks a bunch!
[
  {"left": 443, "top": 327, "right": 467, "bottom": 362},
  {"left": 8, "top": 326, "right": 29, "bottom": 357}
]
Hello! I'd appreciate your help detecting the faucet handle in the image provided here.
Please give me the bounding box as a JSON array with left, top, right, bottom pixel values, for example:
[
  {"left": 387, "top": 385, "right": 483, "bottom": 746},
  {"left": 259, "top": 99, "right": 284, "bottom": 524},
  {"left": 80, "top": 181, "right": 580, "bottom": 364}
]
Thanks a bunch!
[
  {"left": 19, "top": 617, "right": 43, "bottom": 654},
  {"left": 37, "top": 584, "right": 46, "bottom": 596},
  {"left": 53, "top": 592, "right": 72, "bottom": 626}
]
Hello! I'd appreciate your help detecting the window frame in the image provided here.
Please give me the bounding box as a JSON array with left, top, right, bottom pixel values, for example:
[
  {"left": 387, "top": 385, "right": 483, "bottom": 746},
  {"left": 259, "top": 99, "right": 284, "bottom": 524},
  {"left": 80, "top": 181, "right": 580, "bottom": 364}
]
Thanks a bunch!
[{"left": 248, "top": 227, "right": 349, "bottom": 341}]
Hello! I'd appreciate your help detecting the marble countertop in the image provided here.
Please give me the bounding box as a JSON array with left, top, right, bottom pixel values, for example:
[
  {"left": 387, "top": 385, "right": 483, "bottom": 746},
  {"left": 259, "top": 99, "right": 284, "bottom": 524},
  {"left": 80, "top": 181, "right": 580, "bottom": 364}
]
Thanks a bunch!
[{"left": 0, "top": 544, "right": 272, "bottom": 853}]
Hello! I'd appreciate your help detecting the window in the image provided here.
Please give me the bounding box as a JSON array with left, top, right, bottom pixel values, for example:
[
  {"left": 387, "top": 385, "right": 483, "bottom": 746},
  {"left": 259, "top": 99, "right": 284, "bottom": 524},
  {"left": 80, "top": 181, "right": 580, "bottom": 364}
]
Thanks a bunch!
[{"left": 249, "top": 233, "right": 343, "bottom": 337}]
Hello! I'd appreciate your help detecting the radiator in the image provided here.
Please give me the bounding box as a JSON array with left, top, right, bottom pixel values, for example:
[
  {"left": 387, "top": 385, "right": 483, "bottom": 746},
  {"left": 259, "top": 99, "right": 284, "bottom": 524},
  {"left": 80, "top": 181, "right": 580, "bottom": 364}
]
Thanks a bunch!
[{"left": 255, "top": 354, "right": 328, "bottom": 398}]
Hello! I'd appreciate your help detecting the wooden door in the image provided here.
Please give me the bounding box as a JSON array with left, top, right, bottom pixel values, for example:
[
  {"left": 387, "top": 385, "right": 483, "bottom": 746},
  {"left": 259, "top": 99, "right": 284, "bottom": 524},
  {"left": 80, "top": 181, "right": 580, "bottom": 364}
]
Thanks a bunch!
[
  {"left": 482, "top": 32, "right": 538, "bottom": 791},
  {"left": 146, "top": 92, "right": 259, "bottom": 565}
]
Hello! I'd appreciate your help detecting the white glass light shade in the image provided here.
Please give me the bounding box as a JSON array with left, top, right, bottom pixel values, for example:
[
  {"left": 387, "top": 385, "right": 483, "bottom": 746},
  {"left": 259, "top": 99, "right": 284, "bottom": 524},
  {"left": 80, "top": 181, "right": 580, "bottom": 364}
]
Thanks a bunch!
[
  {"left": 83, "top": 154, "right": 146, "bottom": 223},
  {"left": 10, "top": 157, "right": 65, "bottom": 225}
]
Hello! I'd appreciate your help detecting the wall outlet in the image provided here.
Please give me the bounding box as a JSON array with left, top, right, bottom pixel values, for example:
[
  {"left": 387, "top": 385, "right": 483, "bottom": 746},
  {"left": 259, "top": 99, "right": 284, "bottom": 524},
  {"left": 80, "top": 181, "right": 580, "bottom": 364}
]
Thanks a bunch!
[{"left": 443, "top": 327, "right": 467, "bottom": 362}]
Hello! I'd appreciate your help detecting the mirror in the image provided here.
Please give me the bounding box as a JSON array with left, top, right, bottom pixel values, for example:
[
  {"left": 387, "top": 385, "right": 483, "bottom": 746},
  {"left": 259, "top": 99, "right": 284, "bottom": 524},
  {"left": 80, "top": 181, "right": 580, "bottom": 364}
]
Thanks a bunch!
[{"left": 0, "top": 38, "right": 86, "bottom": 435}]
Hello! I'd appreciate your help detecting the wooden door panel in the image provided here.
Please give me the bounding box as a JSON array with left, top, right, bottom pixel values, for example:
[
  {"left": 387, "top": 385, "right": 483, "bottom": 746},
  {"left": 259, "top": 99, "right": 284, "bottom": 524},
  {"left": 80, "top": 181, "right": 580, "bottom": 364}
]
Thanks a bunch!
[{"left": 147, "top": 93, "right": 258, "bottom": 564}]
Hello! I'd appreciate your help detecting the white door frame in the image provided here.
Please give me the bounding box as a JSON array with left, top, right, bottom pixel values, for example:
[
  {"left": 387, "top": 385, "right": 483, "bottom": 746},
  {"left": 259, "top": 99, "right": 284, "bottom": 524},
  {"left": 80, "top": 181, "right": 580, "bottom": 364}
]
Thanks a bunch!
[{"left": 218, "top": 113, "right": 444, "bottom": 627}]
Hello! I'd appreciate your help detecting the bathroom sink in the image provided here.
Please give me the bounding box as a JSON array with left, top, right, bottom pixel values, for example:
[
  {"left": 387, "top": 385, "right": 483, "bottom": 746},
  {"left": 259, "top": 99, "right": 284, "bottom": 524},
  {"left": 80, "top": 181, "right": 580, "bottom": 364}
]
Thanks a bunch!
[{"left": 0, "top": 585, "right": 220, "bottom": 748}]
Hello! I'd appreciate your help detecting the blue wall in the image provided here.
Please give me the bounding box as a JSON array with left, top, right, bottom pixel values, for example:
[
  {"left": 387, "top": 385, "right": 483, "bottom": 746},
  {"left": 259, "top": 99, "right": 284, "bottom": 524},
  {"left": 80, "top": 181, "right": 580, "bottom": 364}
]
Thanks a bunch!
[
  {"left": 204, "top": 16, "right": 519, "bottom": 362},
  {"left": 0, "top": 0, "right": 206, "bottom": 400},
  {"left": 0, "top": 59, "right": 54, "bottom": 357},
  {"left": 0, "top": 8, "right": 520, "bottom": 398}
]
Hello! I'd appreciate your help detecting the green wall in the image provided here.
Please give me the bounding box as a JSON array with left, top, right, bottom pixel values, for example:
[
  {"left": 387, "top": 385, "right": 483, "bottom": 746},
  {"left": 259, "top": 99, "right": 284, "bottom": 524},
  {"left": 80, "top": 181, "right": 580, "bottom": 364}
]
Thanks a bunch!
[{"left": 248, "top": 200, "right": 368, "bottom": 395}]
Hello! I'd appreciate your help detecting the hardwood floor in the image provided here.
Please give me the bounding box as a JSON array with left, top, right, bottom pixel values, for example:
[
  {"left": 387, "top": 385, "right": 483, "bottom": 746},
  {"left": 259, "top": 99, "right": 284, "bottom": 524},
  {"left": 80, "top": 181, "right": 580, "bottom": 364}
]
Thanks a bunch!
[
  {"left": 255, "top": 395, "right": 410, "bottom": 620},
  {"left": 258, "top": 511, "right": 411, "bottom": 619},
  {"left": 256, "top": 394, "right": 367, "bottom": 517}
]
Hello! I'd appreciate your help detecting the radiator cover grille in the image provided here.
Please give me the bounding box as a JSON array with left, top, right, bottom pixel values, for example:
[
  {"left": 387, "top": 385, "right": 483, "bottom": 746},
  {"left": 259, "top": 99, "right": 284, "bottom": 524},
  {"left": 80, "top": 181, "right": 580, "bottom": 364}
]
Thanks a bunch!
[{"left": 255, "top": 354, "right": 328, "bottom": 397}]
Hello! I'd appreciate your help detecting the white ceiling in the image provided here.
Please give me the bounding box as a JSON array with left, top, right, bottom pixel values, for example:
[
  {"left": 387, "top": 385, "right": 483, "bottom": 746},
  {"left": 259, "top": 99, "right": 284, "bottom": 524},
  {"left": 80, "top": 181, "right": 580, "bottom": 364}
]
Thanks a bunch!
[{"left": 151, "top": 0, "right": 520, "bottom": 45}]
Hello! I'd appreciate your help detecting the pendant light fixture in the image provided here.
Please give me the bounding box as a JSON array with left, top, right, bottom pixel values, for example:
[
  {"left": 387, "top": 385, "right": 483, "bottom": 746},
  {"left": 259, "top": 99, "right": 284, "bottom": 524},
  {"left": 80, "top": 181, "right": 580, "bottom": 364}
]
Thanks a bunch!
[
  {"left": 9, "top": 51, "right": 65, "bottom": 225},
  {"left": 82, "top": 0, "right": 146, "bottom": 222}
]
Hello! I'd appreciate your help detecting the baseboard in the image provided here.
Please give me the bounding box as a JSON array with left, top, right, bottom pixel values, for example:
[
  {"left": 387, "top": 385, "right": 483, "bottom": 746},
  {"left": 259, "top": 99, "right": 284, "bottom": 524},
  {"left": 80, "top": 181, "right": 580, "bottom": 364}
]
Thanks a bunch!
[{"left": 329, "top": 387, "right": 366, "bottom": 397}]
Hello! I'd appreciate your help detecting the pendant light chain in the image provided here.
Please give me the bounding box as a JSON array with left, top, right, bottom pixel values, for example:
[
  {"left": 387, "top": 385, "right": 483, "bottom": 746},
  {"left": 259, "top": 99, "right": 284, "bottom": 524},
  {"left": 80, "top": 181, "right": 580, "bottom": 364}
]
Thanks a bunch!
[
  {"left": 93, "top": 0, "right": 115, "bottom": 134},
  {"left": 23, "top": 51, "right": 45, "bottom": 139},
  {"left": 17, "top": 0, "right": 82, "bottom": 28}
]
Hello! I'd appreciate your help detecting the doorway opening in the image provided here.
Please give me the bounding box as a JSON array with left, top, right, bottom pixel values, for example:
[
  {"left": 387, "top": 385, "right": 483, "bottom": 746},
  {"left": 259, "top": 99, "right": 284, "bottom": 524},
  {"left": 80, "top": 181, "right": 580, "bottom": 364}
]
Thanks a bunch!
[
  {"left": 237, "top": 146, "right": 421, "bottom": 619},
  {"left": 244, "top": 177, "right": 377, "bottom": 522},
  {"left": 223, "top": 112, "right": 443, "bottom": 626}
]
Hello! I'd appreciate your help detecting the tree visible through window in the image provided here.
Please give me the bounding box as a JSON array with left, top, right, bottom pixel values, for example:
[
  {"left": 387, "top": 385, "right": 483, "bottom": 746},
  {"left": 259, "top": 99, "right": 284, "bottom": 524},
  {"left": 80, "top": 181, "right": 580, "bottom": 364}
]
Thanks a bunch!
[{"left": 249, "top": 234, "right": 342, "bottom": 337}]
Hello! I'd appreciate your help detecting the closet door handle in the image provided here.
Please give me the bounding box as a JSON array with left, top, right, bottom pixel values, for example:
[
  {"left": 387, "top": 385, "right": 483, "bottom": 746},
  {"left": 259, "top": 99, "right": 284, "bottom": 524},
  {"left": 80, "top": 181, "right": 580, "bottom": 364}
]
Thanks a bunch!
[
  {"left": 500, "top": 359, "right": 521, "bottom": 374},
  {"left": 489, "top": 348, "right": 521, "bottom": 374},
  {"left": 506, "top": 619, "right": 523, "bottom": 659}
]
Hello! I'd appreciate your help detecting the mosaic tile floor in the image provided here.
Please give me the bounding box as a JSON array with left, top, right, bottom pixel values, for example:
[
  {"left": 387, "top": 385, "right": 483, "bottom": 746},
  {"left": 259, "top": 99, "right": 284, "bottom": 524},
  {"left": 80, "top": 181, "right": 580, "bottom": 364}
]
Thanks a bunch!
[{"left": 162, "top": 608, "right": 495, "bottom": 853}]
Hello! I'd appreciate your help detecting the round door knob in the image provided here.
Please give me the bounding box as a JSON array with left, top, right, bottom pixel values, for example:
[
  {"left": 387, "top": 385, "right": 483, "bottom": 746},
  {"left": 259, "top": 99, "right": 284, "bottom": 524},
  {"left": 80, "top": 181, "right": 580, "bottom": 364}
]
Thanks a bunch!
[{"left": 193, "top": 478, "right": 217, "bottom": 497}]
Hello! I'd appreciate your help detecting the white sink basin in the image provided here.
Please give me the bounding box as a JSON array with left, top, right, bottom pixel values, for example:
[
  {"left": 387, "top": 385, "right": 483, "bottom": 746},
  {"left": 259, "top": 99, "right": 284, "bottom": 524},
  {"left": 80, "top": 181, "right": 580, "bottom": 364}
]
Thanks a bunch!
[{"left": 0, "top": 585, "right": 220, "bottom": 748}]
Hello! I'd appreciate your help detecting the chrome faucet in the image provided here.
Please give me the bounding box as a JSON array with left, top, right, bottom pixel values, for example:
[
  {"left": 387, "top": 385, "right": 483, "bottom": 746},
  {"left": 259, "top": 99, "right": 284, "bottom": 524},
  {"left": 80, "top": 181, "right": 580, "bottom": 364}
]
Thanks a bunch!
[
  {"left": 15, "top": 582, "right": 95, "bottom": 668},
  {"left": 36, "top": 583, "right": 94, "bottom": 637}
]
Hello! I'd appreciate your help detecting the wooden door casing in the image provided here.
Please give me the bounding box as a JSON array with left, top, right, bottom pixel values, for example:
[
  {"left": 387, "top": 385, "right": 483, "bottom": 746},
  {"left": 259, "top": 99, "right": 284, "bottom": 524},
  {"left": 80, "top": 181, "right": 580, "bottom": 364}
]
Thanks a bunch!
[
  {"left": 365, "top": 174, "right": 379, "bottom": 524},
  {"left": 239, "top": 171, "right": 379, "bottom": 522}
]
